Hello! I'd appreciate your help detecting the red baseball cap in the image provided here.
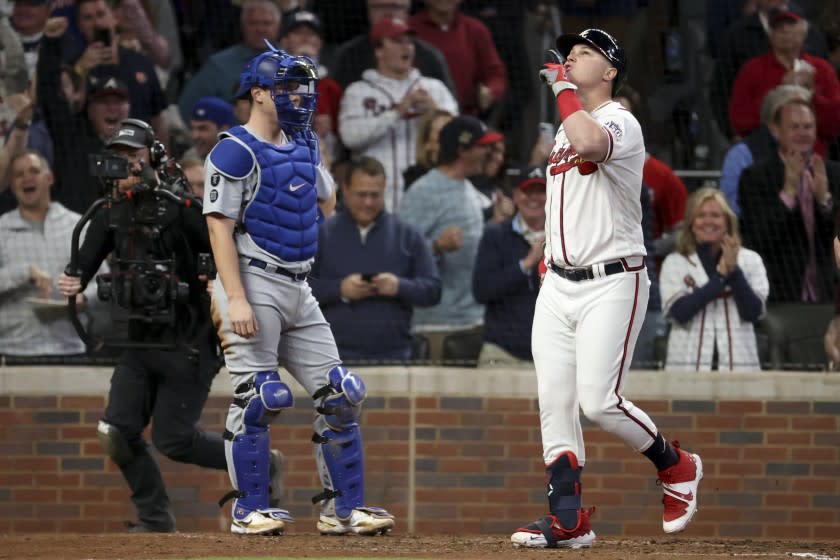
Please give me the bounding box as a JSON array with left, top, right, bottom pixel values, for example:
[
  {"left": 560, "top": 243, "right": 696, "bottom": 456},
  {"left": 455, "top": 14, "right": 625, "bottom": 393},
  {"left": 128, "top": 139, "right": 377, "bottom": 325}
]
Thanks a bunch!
[
  {"left": 369, "top": 17, "right": 415, "bottom": 44},
  {"left": 769, "top": 9, "right": 803, "bottom": 27}
]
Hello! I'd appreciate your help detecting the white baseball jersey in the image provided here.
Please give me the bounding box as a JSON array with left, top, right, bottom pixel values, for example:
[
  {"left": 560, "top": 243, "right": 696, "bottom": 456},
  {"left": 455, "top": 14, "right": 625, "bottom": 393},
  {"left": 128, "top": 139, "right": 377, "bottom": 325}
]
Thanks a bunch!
[
  {"left": 660, "top": 248, "right": 769, "bottom": 372},
  {"left": 338, "top": 68, "right": 458, "bottom": 212},
  {"left": 544, "top": 100, "right": 646, "bottom": 267}
]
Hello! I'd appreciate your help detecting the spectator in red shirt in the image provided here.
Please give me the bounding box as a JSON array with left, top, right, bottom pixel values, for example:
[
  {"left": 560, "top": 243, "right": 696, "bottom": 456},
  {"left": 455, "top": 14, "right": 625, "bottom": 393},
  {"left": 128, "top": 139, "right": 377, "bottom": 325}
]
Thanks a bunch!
[
  {"left": 409, "top": 0, "right": 507, "bottom": 117},
  {"left": 729, "top": 9, "right": 840, "bottom": 156}
]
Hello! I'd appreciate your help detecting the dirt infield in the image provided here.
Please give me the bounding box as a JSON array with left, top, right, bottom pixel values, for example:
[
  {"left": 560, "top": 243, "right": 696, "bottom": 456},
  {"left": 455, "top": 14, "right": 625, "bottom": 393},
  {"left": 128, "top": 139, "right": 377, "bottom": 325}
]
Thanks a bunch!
[{"left": 1, "top": 534, "right": 839, "bottom": 560}]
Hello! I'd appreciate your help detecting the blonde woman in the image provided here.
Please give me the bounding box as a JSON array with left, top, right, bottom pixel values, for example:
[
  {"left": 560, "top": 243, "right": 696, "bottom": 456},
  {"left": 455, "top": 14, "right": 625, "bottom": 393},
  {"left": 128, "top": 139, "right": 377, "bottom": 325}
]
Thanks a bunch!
[{"left": 659, "top": 188, "right": 769, "bottom": 371}]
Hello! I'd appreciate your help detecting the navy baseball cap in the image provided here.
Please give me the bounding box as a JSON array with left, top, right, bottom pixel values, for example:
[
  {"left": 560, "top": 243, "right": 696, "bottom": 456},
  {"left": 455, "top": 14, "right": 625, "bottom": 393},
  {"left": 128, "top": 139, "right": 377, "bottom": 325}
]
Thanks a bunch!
[
  {"left": 508, "top": 165, "right": 547, "bottom": 192},
  {"left": 86, "top": 73, "right": 129, "bottom": 102},
  {"left": 556, "top": 28, "right": 627, "bottom": 93},
  {"left": 191, "top": 97, "right": 237, "bottom": 127},
  {"left": 282, "top": 8, "right": 322, "bottom": 36}
]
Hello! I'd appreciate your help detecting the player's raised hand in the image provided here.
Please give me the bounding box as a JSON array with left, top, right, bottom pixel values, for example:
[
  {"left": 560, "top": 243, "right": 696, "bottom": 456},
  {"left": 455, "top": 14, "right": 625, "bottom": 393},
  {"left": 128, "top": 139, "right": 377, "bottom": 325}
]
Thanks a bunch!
[
  {"left": 540, "top": 63, "right": 577, "bottom": 96},
  {"left": 229, "top": 296, "right": 258, "bottom": 338}
]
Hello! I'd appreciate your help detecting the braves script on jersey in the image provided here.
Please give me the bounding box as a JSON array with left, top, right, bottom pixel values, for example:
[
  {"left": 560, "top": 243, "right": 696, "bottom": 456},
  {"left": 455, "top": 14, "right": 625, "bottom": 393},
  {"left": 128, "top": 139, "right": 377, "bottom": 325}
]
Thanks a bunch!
[{"left": 545, "top": 100, "right": 646, "bottom": 267}]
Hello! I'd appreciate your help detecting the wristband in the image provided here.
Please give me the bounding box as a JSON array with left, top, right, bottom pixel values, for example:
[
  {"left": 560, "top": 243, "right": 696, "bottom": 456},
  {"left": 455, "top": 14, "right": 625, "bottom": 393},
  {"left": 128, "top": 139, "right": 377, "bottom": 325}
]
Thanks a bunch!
[{"left": 555, "top": 89, "right": 584, "bottom": 121}]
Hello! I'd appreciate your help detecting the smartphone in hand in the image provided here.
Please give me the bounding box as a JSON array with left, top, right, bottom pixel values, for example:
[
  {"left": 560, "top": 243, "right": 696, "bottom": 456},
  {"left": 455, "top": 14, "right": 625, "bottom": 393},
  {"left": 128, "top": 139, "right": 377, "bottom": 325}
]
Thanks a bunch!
[{"left": 93, "top": 27, "right": 111, "bottom": 46}]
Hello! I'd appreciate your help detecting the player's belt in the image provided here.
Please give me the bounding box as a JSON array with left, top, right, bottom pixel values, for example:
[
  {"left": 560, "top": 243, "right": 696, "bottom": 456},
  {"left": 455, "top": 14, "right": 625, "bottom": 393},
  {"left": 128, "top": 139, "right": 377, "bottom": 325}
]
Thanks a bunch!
[
  {"left": 549, "top": 260, "right": 625, "bottom": 282},
  {"left": 248, "top": 259, "right": 309, "bottom": 281}
]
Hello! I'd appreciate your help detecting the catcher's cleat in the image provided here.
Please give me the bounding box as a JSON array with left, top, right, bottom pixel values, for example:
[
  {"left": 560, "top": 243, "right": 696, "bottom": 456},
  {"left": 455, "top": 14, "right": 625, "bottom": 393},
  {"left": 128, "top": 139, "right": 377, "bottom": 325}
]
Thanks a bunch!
[
  {"left": 317, "top": 506, "right": 395, "bottom": 536},
  {"left": 510, "top": 508, "right": 596, "bottom": 548},
  {"left": 231, "top": 508, "right": 292, "bottom": 536},
  {"left": 658, "top": 440, "right": 703, "bottom": 533}
]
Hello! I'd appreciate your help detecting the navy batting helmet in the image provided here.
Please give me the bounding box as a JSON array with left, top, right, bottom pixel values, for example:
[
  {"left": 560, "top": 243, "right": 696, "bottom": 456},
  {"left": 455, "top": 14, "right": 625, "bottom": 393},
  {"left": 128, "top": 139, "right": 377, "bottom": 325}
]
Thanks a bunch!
[{"left": 555, "top": 28, "right": 627, "bottom": 95}]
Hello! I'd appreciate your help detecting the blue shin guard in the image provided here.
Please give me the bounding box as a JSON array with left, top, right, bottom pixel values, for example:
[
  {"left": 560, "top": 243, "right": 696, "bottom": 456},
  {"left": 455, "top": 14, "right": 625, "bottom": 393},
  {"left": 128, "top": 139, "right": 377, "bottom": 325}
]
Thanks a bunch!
[
  {"left": 314, "top": 425, "right": 365, "bottom": 518},
  {"left": 227, "top": 371, "right": 293, "bottom": 519},
  {"left": 312, "top": 366, "right": 367, "bottom": 519}
]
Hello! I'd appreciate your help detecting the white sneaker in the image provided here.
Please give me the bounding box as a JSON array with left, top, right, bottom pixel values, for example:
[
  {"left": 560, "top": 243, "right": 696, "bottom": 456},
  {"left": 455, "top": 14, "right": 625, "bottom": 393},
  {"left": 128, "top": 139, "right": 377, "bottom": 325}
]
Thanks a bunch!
[
  {"left": 317, "top": 507, "right": 395, "bottom": 535},
  {"left": 231, "top": 508, "right": 293, "bottom": 535}
]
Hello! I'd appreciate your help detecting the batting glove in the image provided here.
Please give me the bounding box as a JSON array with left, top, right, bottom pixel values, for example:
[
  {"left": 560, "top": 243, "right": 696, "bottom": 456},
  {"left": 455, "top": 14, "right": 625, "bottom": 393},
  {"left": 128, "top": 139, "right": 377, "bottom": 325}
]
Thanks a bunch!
[{"left": 539, "top": 63, "right": 578, "bottom": 97}]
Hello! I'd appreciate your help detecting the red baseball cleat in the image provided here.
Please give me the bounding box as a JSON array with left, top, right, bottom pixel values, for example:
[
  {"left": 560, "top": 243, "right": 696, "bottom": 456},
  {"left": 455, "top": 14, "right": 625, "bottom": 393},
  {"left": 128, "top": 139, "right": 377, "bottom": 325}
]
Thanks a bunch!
[
  {"left": 658, "top": 441, "right": 703, "bottom": 533},
  {"left": 510, "top": 508, "right": 596, "bottom": 548}
]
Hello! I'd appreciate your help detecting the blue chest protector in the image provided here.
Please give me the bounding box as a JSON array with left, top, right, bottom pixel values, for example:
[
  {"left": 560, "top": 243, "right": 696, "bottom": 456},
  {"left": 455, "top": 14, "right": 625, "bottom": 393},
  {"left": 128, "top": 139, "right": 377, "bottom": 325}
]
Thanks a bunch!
[{"left": 213, "top": 125, "right": 320, "bottom": 263}]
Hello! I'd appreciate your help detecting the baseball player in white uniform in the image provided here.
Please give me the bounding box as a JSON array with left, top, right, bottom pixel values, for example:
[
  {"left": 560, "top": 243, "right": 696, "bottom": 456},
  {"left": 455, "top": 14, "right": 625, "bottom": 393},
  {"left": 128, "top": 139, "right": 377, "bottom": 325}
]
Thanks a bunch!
[{"left": 510, "top": 29, "right": 703, "bottom": 549}]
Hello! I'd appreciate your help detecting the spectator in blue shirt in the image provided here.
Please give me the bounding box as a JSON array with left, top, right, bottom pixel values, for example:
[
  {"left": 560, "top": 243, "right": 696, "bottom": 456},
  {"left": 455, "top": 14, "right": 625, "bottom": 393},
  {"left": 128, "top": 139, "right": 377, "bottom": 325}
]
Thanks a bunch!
[
  {"left": 472, "top": 164, "right": 546, "bottom": 364},
  {"left": 309, "top": 156, "right": 441, "bottom": 363}
]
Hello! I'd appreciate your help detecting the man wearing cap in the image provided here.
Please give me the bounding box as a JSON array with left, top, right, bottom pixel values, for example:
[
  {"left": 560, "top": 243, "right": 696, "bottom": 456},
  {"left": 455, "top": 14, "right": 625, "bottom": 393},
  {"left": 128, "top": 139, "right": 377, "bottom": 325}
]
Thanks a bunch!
[
  {"left": 71, "top": 1, "right": 168, "bottom": 146},
  {"left": 279, "top": 8, "right": 343, "bottom": 168},
  {"left": 339, "top": 16, "right": 458, "bottom": 213},
  {"left": 37, "top": 16, "right": 132, "bottom": 213},
  {"left": 729, "top": 9, "right": 840, "bottom": 154},
  {"left": 509, "top": 29, "right": 702, "bottom": 548},
  {"left": 472, "top": 165, "right": 546, "bottom": 365},
  {"left": 711, "top": 0, "right": 828, "bottom": 138},
  {"left": 398, "top": 115, "right": 491, "bottom": 362},
  {"left": 58, "top": 117, "right": 227, "bottom": 533},
  {"left": 184, "top": 97, "right": 237, "bottom": 162},
  {"left": 329, "top": 0, "right": 455, "bottom": 96}
]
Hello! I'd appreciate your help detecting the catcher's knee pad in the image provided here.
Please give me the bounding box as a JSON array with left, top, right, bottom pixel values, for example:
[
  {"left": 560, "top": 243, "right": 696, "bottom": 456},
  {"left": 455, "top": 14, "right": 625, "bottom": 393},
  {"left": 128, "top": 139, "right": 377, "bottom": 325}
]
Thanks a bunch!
[
  {"left": 226, "top": 371, "right": 293, "bottom": 513},
  {"left": 239, "top": 370, "right": 294, "bottom": 431},
  {"left": 311, "top": 365, "right": 366, "bottom": 518},
  {"left": 96, "top": 420, "right": 136, "bottom": 467},
  {"left": 546, "top": 451, "right": 582, "bottom": 516}
]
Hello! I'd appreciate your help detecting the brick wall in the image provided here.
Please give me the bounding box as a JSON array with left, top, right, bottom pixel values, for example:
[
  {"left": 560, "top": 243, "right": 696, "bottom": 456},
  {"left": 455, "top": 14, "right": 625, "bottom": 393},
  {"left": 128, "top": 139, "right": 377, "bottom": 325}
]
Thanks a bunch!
[{"left": 1, "top": 368, "right": 839, "bottom": 537}]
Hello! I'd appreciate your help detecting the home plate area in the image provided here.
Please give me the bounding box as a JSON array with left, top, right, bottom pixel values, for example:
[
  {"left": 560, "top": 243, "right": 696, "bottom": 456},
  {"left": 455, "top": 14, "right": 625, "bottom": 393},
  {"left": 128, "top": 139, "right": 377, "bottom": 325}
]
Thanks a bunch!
[{"left": 2, "top": 534, "right": 840, "bottom": 560}]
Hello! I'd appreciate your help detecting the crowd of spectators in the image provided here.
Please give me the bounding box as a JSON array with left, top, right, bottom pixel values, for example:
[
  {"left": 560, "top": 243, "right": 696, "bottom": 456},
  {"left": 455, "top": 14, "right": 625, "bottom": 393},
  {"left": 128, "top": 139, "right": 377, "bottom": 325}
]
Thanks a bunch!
[{"left": 1, "top": 0, "right": 839, "bottom": 371}]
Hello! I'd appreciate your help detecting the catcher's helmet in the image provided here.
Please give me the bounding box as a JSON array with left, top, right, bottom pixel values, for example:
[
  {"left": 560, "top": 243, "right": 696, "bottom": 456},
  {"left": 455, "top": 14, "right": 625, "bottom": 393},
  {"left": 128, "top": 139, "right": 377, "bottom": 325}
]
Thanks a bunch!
[
  {"left": 555, "top": 28, "right": 627, "bottom": 95},
  {"left": 235, "top": 40, "right": 319, "bottom": 131}
]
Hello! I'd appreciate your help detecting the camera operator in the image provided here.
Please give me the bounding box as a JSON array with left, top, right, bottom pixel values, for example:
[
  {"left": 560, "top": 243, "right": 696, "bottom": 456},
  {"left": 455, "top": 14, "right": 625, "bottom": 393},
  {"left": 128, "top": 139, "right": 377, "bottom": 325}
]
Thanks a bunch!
[{"left": 57, "top": 118, "right": 226, "bottom": 533}]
